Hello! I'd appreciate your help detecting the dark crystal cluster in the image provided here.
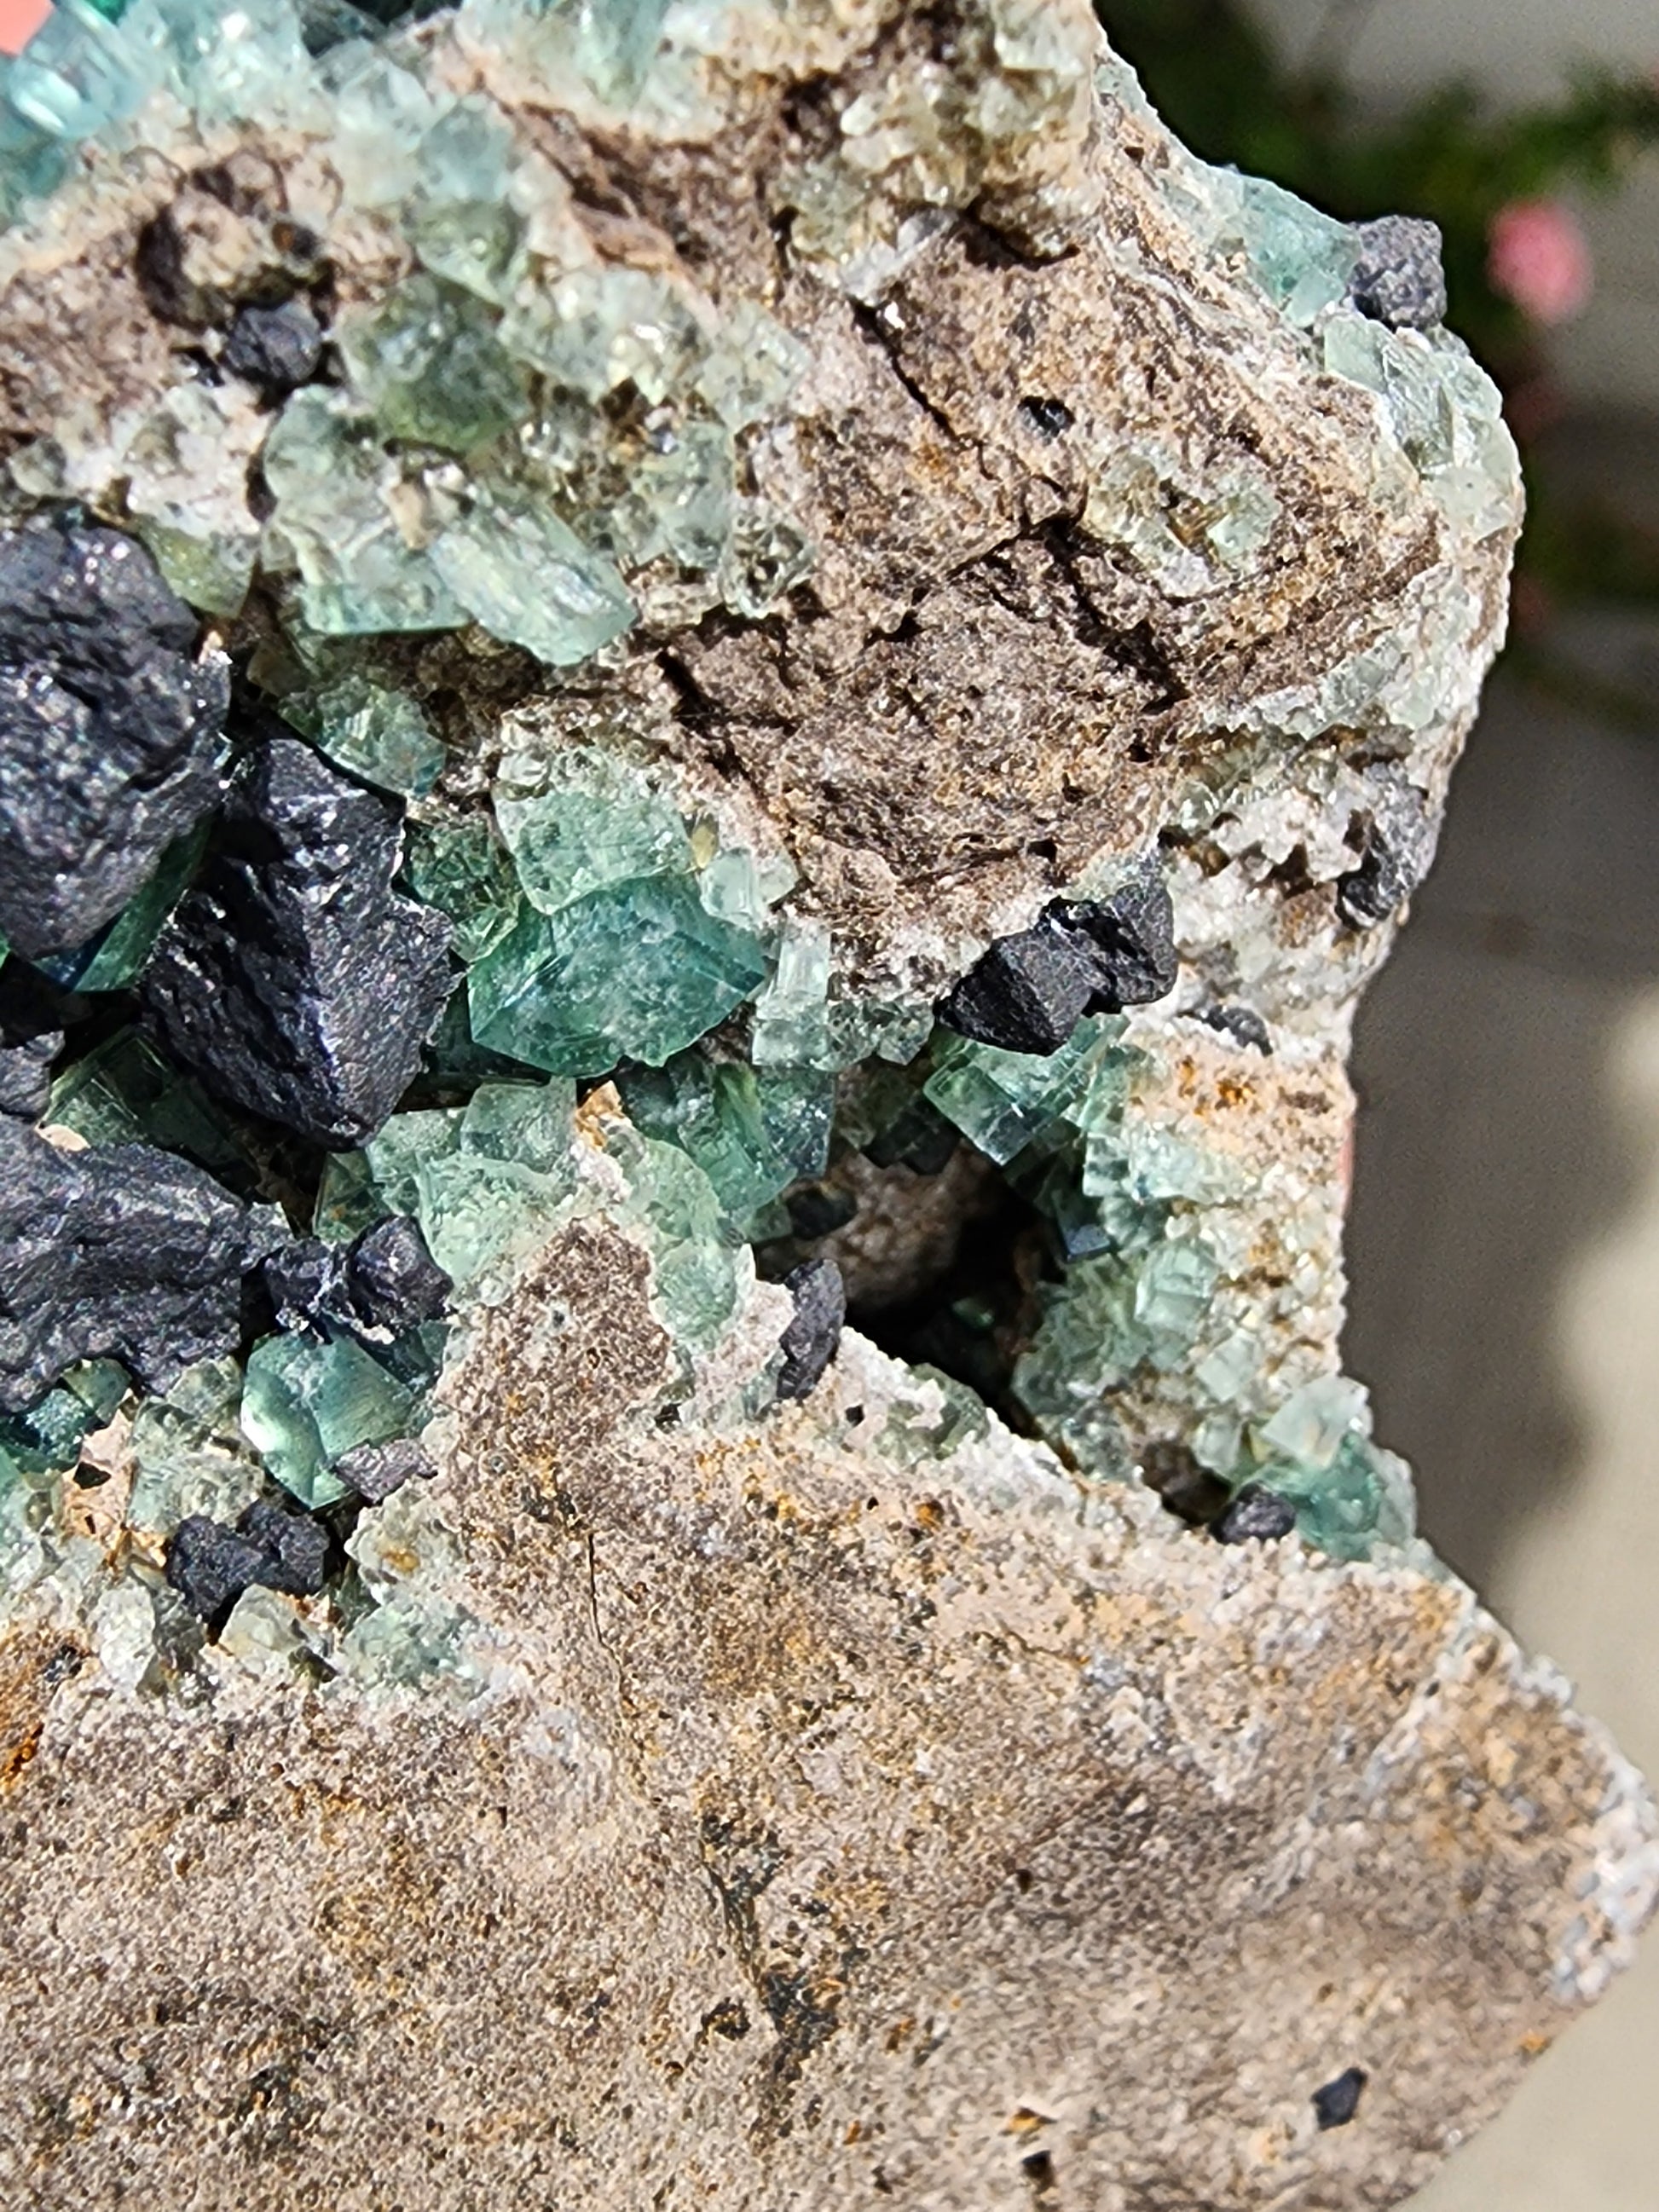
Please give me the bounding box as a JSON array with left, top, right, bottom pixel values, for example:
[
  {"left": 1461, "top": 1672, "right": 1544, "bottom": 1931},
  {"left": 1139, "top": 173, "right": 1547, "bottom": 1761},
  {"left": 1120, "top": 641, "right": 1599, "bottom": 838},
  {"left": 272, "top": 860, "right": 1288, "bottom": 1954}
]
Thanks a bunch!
[{"left": 938, "top": 865, "right": 1179, "bottom": 1056}]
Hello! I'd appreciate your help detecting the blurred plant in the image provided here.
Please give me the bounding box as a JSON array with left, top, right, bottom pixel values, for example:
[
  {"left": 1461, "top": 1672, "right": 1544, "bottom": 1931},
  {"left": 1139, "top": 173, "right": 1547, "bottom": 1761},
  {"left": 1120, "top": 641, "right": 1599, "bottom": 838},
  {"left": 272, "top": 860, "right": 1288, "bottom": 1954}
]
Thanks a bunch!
[{"left": 1097, "top": 0, "right": 1659, "bottom": 616}]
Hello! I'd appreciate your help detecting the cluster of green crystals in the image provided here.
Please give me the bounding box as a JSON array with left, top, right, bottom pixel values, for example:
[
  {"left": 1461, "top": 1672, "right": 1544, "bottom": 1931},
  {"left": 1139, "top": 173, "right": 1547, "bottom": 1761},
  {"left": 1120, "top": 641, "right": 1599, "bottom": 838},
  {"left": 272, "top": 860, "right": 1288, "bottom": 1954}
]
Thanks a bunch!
[{"left": 879, "top": 1017, "right": 1419, "bottom": 1563}]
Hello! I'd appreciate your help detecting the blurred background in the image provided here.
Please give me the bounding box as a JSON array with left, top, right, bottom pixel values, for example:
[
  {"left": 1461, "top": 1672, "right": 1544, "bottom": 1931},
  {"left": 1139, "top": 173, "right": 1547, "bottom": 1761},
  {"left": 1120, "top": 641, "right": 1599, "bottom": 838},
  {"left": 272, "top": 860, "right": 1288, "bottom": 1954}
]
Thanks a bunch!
[{"left": 1095, "top": 3, "right": 1659, "bottom": 2204}]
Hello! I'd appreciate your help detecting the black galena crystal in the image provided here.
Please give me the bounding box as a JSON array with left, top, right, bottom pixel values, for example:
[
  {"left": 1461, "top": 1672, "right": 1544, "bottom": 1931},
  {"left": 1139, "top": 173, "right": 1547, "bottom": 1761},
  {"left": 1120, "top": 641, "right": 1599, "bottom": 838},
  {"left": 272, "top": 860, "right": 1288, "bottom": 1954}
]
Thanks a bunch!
[
  {"left": 0, "top": 964, "right": 70, "bottom": 1122},
  {"left": 777, "top": 1256, "right": 847, "bottom": 1401},
  {"left": 0, "top": 1118, "right": 280, "bottom": 1412},
  {"left": 237, "top": 1498, "right": 329, "bottom": 1596},
  {"left": 1336, "top": 775, "right": 1440, "bottom": 931},
  {"left": 0, "top": 523, "right": 228, "bottom": 960},
  {"left": 347, "top": 1216, "right": 453, "bottom": 1334},
  {"left": 334, "top": 1435, "right": 437, "bottom": 1504},
  {"left": 165, "top": 1514, "right": 273, "bottom": 1622},
  {"left": 1215, "top": 1486, "right": 1298, "bottom": 1545},
  {"left": 141, "top": 736, "right": 454, "bottom": 1148},
  {"left": 939, "top": 863, "right": 1178, "bottom": 1055},
  {"left": 936, "top": 914, "right": 1102, "bottom": 1055},
  {"left": 264, "top": 1215, "right": 451, "bottom": 1341},
  {"left": 1312, "top": 2067, "right": 1368, "bottom": 2131},
  {"left": 1348, "top": 215, "right": 1447, "bottom": 331},
  {"left": 222, "top": 298, "right": 326, "bottom": 400},
  {"left": 165, "top": 1498, "right": 330, "bottom": 1621}
]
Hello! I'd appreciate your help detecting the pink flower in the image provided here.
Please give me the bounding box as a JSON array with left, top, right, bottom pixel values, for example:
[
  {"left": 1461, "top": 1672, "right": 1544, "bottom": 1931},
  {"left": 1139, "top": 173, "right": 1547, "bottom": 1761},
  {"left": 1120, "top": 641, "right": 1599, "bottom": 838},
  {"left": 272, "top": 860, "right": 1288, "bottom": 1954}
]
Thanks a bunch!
[
  {"left": 1488, "top": 199, "right": 1593, "bottom": 325},
  {"left": 0, "top": 0, "right": 51, "bottom": 57}
]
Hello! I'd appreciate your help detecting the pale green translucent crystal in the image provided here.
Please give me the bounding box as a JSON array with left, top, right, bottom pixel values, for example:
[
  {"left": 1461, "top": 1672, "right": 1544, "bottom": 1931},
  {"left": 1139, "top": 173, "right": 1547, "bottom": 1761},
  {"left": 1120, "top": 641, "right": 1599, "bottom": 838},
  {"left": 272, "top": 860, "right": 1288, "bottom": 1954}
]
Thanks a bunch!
[
  {"left": 750, "top": 917, "right": 832, "bottom": 1068},
  {"left": 879, "top": 1366, "right": 990, "bottom": 1468},
  {"left": 500, "top": 264, "right": 704, "bottom": 403},
  {"left": 404, "top": 96, "right": 523, "bottom": 303},
  {"left": 2, "top": 0, "right": 161, "bottom": 149},
  {"left": 411, "top": 1080, "right": 581, "bottom": 1299},
  {"left": 492, "top": 745, "right": 689, "bottom": 915},
  {"left": 608, "top": 1123, "right": 740, "bottom": 1356},
  {"left": 467, "top": 875, "right": 769, "bottom": 1076},
  {"left": 403, "top": 814, "right": 523, "bottom": 962},
  {"left": 285, "top": 672, "right": 446, "bottom": 796},
  {"left": 240, "top": 1333, "right": 417, "bottom": 1509},
  {"left": 603, "top": 420, "right": 735, "bottom": 572},
  {"left": 128, "top": 1354, "right": 268, "bottom": 1537},
  {"left": 338, "top": 273, "right": 528, "bottom": 453},
  {"left": 431, "top": 482, "right": 634, "bottom": 665},
  {"left": 618, "top": 1052, "right": 832, "bottom": 1224},
  {"left": 695, "top": 301, "right": 810, "bottom": 431},
  {"left": 263, "top": 390, "right": 465, "bottom": 634}
]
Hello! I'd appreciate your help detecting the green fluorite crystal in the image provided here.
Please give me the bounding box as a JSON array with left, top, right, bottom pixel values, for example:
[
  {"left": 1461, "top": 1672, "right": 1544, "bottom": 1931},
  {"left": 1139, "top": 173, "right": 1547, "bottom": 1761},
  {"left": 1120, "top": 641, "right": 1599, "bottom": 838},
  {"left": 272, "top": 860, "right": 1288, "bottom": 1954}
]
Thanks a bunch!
[
  {"left": 338, "top": 274, "right": 528, "bottom": 453},
  {"left": 467, "top": 875, "right": 768, "bottom": 1076},
  {"left": 35, "top": 826, "right": 208, "bottom": 993},
  {"left": 492, "top": 745, "right": 689, "bottom": 915},
  {"left": 619, "top": 1052, "right": 832, "bottom": 1225},
  {"left": 283, "top": 670, "right": 446, "bottom": 797},
  {"left": 127, "top": 1356, "right": 267, "bottom": 1536},
  {"left": 240, "top": 1333, "right": 418, "bottom": 1510},
  {"left": 263, "top": 390, "right": 465, "bottom": 635},
  {"left": 924, "top": 1017, "right": 1125, "bottom": 1166},
  {"left": 47, "top": 1028, "right": 248, "bottom": 1181},
  {"left": 430, "top": 482, "right": 635, "bottom": 666},
  {"left": 403, "top": 814, "right": 523, "bottom": 962}
]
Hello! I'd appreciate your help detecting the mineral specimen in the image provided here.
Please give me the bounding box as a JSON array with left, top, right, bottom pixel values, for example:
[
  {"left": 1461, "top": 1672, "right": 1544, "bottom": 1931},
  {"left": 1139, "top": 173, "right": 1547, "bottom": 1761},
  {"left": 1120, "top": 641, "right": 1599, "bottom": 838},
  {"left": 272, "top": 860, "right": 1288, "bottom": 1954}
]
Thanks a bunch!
[
  {"left": 141, "top": 736, "right": 452, "bottom": 1145},
  {"left": 0, "top": 523, "right": 227, "bottom": 959},
  {"left": 1349, "top": 214, "right": 1448, "bottom": 332},
  {"left": 776, "top": 1254, "right": 847, "bottom": 1401},
  {"left": 0, "top": 1119, "right": 271, "bottom": 1411},
  {"left": 0, "top": 0, "right": 1648, "bottom": 2207}
]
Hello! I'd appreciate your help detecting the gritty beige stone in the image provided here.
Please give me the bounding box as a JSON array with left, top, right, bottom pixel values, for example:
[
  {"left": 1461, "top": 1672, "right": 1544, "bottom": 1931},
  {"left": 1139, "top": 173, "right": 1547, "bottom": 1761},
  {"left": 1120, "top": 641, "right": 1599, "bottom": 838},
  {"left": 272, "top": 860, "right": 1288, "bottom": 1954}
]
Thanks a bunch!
[{"left": 0, "top": 1227, "right": 1651, "bottom": 2211}]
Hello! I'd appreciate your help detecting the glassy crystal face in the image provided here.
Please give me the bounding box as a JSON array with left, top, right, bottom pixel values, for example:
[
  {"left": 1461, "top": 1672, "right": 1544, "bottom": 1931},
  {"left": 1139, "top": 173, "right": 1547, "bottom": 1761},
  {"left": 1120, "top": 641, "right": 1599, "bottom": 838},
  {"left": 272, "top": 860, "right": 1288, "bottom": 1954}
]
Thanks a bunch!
[{"left": 468, "top": 874, "right": 771, "bottom": 1075}]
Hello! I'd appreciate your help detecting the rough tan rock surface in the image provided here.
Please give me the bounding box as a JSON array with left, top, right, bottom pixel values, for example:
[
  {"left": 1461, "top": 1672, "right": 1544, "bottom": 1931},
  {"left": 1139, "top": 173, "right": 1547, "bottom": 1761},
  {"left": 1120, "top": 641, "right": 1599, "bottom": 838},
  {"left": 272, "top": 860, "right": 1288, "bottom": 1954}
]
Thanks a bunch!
[{"left": 0, "top": 1227, "right": 1652, "bottom": 2211}]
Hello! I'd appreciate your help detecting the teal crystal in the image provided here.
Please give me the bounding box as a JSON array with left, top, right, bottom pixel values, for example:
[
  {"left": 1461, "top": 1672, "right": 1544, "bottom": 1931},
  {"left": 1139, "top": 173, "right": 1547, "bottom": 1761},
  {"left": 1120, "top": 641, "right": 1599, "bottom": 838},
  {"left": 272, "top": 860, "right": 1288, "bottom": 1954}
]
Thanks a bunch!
[
  {"left": 337, "top": 274, "right": 528, "bottom": 453},
  {"left": 923, "top": 1017, "right": 1124, "bottom": 1166},
  {"left": 1251, "top": 1432, "right": 1417, "bottom": 1562},
  {"left": 0, "top": 1360, "right": 124, "bottom": 1481},
  {"left": 284, "top": 670, "right": 446, "bottom": 797},
  {"left": 402, "top": 813, "right": 523, "bottom": 961},
  {"left": 431, "top": 479, "right": 635, "bottom": 666},
  {"left": 467, "top": 874, "right": 769, "bottom": 1077},
  {"left": 34, "top": 825, "right": 207, "bottom": 993},
  {"left": 749, "top": 917, "right": 832, "bottom": 1068},
  {"left": 491, "top": 745, "right": 690, "bottom": 915},
  {"left": 240, "top": 1332, "right": 418, "bottom": 1509},
  {"left": 618, "top": 1051, "right": 833, "bottom": 1225},
  {"left": 47, "top": 1028, "right": 249, "bottom": 1182}
]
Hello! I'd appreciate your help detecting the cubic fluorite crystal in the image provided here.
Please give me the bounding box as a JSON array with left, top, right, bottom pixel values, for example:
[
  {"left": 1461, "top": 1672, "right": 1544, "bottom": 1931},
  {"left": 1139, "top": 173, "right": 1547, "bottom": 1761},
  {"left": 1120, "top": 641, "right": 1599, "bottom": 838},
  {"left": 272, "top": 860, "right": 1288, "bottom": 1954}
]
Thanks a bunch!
[{"left": 0, "top": 2, "right": 1649, "bottom": 2208}]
